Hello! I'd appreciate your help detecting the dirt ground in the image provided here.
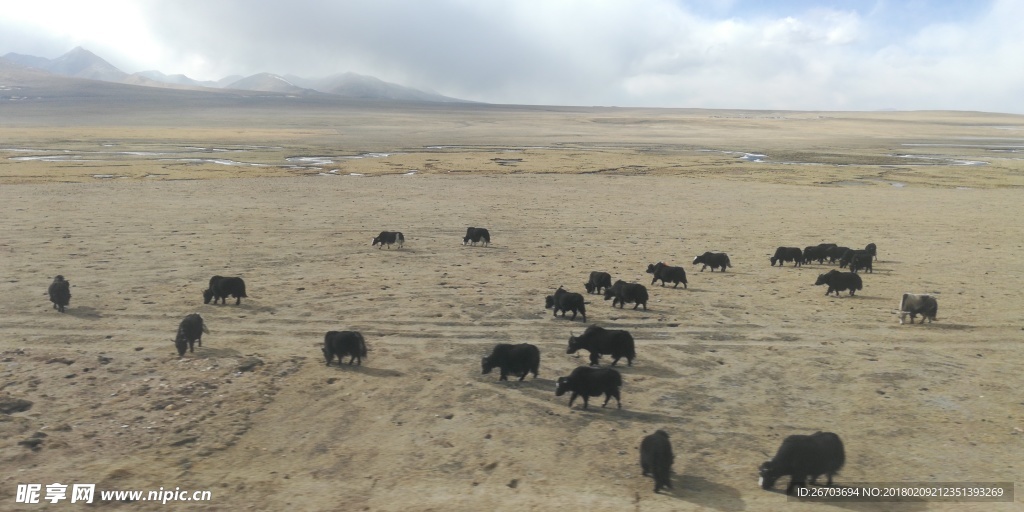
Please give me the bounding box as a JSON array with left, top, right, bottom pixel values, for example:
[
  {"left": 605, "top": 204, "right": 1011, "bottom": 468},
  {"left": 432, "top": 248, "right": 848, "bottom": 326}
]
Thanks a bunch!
[{"left": 0, "top": 101, "right": 1022, "bottom": 511}]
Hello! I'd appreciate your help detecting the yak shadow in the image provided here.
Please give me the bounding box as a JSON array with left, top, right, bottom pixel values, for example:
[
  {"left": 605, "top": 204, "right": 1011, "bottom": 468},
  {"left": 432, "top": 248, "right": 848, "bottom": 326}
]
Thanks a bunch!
[
  {"left": 373, "top": 247, "right": 416, "bottom": 254},
  {"left": 919, "top": 322, "right": 973, "bottom": 331},
  {"left": 191, "top": 346, "right": 242, "bottom": 359},
  {"left": 483, "top": 376, "right": 558, "bottom": 400},
  {"left": 606, "top": 306, "right": 656, "bottom": 314},
  {"left": 461, "top": 244, "right": 506, "bottom": 252},
  {"left": 326, "top": 364, "right": 403, "bottom": 378},
  {"left": 612, "top": 408, "right": 689, "bottom": 425},
  {"left": 479, "top": 374, "right": 560, "bottom": 385},
  {"left": 861, "top": 268, "right": 894, "bottom": 274},
  {"left": 548, "top": 314, "right": 588, "bottom": 323},
  {"left": 669, "top": 475, "right": 746, "bottom": 512},
  {"left": 559, "top": 403, "right": 634, "bottom": 415},
  {"left": 246, "top": 304, "right": 277, "bottom": 314},
  {"left": 492, "top": 376, "right": 555, "bottom": 387},
  {"left": 63, "top": 306, "right": 102, "bottom": 319}
]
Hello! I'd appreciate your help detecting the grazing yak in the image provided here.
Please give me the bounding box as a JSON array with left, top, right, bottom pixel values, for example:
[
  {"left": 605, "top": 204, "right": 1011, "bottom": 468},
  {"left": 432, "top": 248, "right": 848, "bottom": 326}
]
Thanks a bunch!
[
  {"left": 322, "top": 331, "right": 368, "bottom": 366},
  {"left": 481, "top": 343, "right": 540, "bottom": 381},
  {"left": 802, "top": 246, "right": 825, "bottom": 265},
  {"left": 463, "top": 227, "right": 491, "bottom": 246},
  {"left": 646, "top": 262, "right": 687, "bottom": 288},
  {"left": 545, "top": 286, "right": 587, "bottom": 322},
  {"left": 899, "top": 293, "right": 938, "bottom": 324},
  {"left": 825, "top": 245, "right": 851, "bottom": 264},
  {"left": 641, "top": 430, "right": 675, "bottom": 493},
  {"left": 770, "top": 247, "right": 803, "bottom": 267},
  {"left": 692, "top": 252, "right": 732, "bottom": 272},
  {"left": 203, "top": 275, "right": 248, "bottom": 305},
  {"left": 838, "top": 249, "right": 873, "bottom": 272},
  {"left": 604, "top": 280, "right": 649, "bottom": 310},
  {"left": 48, "top": 275, "right": 71, "bottom": 313},
  {"left": 555, "top": 366, "right": 622, "bottom": 410},
  {"left": 584, "top": 271, "right": 613, "bottom": 294},
  {"left": 567, "top": 325, "right": 636, "bottom": 366},
  {"left": 849, "top": 252, "right": 873, "bottom": 274},
  {"left": 814, "top": 270, "right": 863, "bottom": 296},
  {"left": 802, "top": 243, "right": 835, "bottom": 265},
  {"left": 174, "top": 313, "right": 209, "bottom": 357},
  {"left": 372, "top": 231, "right": 405, "bottom": 249},
  {"left": 759, "top": 431, "right": 845, "bottom": 495}
]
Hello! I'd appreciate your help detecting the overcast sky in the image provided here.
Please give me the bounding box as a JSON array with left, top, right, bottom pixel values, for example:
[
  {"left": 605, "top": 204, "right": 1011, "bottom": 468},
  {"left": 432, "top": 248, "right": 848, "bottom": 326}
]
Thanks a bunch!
[{"left": 2, "top": 0, "right": 1022, "bottom": 113}]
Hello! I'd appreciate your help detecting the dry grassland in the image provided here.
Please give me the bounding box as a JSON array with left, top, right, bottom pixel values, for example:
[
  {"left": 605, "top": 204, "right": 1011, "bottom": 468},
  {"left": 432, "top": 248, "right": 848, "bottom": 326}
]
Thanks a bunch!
[{"left": 1, "top": 98, "right": 1022, "bottom": 511}]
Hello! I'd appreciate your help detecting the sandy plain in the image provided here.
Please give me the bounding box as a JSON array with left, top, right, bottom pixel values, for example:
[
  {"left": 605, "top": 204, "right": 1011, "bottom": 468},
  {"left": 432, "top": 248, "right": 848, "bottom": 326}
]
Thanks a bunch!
[{"left": 1, "top": 86, "right": 1023, "bottom": 511}]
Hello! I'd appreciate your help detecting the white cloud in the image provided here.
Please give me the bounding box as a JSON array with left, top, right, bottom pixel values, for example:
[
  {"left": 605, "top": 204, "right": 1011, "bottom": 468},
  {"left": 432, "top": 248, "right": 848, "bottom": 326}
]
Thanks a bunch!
[{"left": 2, "top": 0, "right": 1023, "bottom": 112}]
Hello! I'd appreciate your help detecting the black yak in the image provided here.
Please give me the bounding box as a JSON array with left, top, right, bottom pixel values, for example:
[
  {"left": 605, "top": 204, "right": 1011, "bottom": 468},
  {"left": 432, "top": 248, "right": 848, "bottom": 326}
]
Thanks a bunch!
[
  {"left": 865, "top": 242, "right": 877, "bottom": 261},
  {"left": 899, "top": 293, "right": 938, "bottom": 324},
  {"left": 770, "top": 247, "right": 803, "bottom": 267},
  {"left": 545, "top": 287, "right": 586, "bottom": 322},
  {"left": 203, "top": 276, "right": 247, "bottom": 305},
  {"left": 584, "top": 271, "right": 613, "bottom": 294},
  {"left": 555, "top": 366, "right": 622, "bottom": 410},
  {"left": 814, "top": 270, "right": 863, "bottom": 297},
  {"left": 323, "top": 331, "right": 368, "bottom": 366},
  {"left": 372, "top": 231, "right": 404, "bottom": 249},
  {"left": 604, "top": 280, "right": 649, "bottom": 310},
  {"left": 803, "top": 244, "right": 835, "bottom": 265},
  {"left": 48, "top": 275, "right": 71, "bottom": 313},
  {"left": 646, "top": 262, "right": 687, "bottom": 288},
  {"left": 692, "top": 252, "right": 732, "bottom": 272},
  {"left": 481, "top": 343, "right": 540, "bottom": 381},
  {"left": 567, "top": 325, "right": 636, "bottom": 366},
  {"left": 759, "top": 431, "right": 845, "bottom": 495},
  {"left": 825, "top": 245, "right": 851, "bottom": 264},
  {"left": 175, "top": 313, "right": 209, "bottom": 357},
  {"left": 641, "top": 430, "right": 675, "bottom": 493},
  {"left": 463, "top": 227, "right": 491, "bottom": 246},
  {"left": 849, "top": 252, "right": 873, "bottom": 273},
  {"left": 838, "top": 249, "right": 872, "bottom": 271}
]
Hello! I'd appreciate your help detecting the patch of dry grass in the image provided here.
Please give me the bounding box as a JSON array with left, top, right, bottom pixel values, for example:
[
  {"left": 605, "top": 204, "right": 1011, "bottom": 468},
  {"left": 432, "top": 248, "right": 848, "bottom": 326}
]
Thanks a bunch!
[{"left": 2, "top": 103, "right": 1023, "bottom": 187}]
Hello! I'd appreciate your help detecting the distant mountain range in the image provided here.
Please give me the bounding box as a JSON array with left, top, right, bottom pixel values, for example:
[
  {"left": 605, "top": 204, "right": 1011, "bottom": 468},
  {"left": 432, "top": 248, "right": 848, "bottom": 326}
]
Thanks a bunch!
[{"left": 1, "top": 46, "right": 470, "bottom": 103}]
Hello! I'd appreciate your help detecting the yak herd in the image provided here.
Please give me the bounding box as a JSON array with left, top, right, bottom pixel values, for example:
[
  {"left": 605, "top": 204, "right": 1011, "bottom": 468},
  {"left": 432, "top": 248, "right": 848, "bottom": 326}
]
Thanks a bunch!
[{"left": 45, "top": 227, "right": 940, "bottom": 497}]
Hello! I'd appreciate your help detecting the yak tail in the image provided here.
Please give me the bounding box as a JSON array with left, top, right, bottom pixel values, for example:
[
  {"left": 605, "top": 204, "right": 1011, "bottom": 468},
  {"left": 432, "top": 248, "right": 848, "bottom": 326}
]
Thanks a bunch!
[
  {"left": 623, "top": 333, "right": 638, "bottom": 358},
  {"left": 357, "top": 333, "right": 368, "bottom": 359}
]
